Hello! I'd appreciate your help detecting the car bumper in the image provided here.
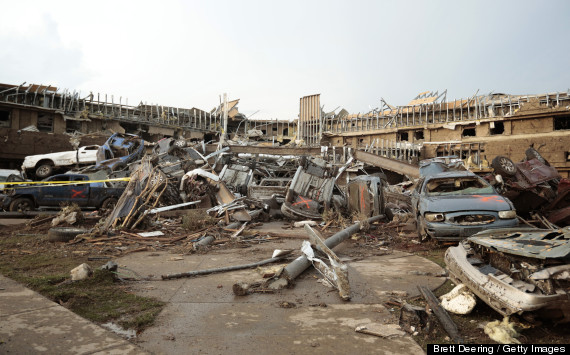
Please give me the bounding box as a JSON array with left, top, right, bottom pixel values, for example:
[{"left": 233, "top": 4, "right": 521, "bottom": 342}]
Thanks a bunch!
[
  {"left": 424, "top": 218, "right": 518, "bottom": 241},
  {"left": 445, "top": 242, "right": 570, "bottom": 319}
]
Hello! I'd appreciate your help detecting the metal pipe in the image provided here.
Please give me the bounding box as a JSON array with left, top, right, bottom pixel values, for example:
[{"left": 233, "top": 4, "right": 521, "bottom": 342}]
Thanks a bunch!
[
  {"left": 161, "top": 255, "right": 288, "bottom": 280},
  {"left": 193, "top": 235, "right": 215, "bottom": 250},
  {"left": 281, "top": 215, "right": 383, "bottom": 281}
]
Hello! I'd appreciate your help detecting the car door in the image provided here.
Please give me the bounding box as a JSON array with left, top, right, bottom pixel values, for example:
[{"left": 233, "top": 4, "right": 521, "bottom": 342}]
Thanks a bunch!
[
  {"left": 38, "top": 175, "right": 70, "bottom": 206},
  {"left": 78, "top": 146, "right": 99, "bottom": 164},
  {"left": 68, "top": 176, "right": 90, "bottom": 207}
]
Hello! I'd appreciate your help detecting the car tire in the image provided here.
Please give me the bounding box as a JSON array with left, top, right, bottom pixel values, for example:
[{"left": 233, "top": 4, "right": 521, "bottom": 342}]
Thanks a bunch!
[
  {"left": 174, "top": 139, "right": 187, "bottom": 148},
  {"left": 101, "top": 197, "right": 118, "bottom": 213},
  {"left": 35, "top": 163, "right": 54, "bottom": 179},
  {"left": 491, "top": 156, "right": 516, "bottom": 177},
  {"left": 416, "top": 215, "right": 430, "bottom": 243},
  {"left": 525, "top": 147, "right": 549, "bottom": 166},
  {"left": 9, "top": 197, "right": 34, "bottom": 212},
  {"left": 47, "top": 227, "right": 88, "bottom": 243},
  {"left": 385, "top": 206, "right": 394, "bottom": 222}
]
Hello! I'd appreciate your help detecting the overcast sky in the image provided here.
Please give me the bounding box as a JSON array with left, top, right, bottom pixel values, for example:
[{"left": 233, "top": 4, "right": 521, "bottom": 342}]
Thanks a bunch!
[{"left": 1, "top": 0, "right": 569, "bottom": 120}]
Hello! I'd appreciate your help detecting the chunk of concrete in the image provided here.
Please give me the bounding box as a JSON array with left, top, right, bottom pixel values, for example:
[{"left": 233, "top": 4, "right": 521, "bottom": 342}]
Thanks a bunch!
[
  {"left": 355, "top": 323, "right": 406, "bottom": 338},
  {"left": 70, "top": 263, "right": 93, "bottom": 281}
]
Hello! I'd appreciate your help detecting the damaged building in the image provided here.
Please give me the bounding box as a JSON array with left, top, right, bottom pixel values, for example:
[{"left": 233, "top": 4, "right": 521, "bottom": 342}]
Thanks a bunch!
[
  {"left": 0, "top": 83, "right": 251, "bottom": 169},
  {"left": 301, "top": 91, "right": 570, "bottom": 178}
]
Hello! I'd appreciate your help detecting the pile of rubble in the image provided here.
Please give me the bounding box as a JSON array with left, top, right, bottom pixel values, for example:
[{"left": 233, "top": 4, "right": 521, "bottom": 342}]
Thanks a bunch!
[{"left": 5, "top": 131, "right": 570, "bottom": 337}]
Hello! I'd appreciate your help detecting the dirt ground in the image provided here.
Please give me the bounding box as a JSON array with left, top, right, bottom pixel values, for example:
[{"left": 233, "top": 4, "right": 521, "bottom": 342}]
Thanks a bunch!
[{"left": 0, "top": 214, "right": 568, "bottom": 352}]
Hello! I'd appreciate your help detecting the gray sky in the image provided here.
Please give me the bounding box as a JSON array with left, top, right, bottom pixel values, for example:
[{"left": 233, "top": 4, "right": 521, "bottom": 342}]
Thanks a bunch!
[{"left": 1, "top": 0, "right": 569, "bottom": 120}]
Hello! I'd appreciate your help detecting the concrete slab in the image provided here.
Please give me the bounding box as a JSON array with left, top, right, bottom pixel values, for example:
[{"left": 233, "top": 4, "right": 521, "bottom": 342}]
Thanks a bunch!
[
  {"left": 137, "top": 303, "right": 423, "bottom": 355},
  {"left": 118, "top": 240, "right": 445, "bottom": 354},
  {"left": 0, "top": 275, "right": 148, "bottom": 354}
]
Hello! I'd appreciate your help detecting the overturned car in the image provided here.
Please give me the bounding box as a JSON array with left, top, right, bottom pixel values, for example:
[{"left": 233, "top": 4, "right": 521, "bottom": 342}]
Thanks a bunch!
[
  {"left": 281, "top": 157, "right": 336, "bottom": 220},
  {"left": 445, "top": 227, "right": 570, "bottom": 323}
]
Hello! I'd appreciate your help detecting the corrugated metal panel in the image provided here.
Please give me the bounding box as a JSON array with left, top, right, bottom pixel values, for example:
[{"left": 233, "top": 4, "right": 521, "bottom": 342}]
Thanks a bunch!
[{"left": 299, "top": 94, "right": 321, "bottom": 146}]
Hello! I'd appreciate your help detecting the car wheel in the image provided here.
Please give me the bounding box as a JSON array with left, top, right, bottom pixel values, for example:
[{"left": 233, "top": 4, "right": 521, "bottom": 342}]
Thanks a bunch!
[
  {"left": 9, "top": 197, "right": 34, "bottom": 212},
  {"left": 47, "top": 227, "right": 88, "bottom": 243},
  {"left": 416, "top": 215, "right": 430, "bottom": 243},
  {"left": 101, "top": 197, "right": 118, "bottom": 213},
  {"left": 385, "top": 206, "right": 394, "bottom": 222},
  {"left": 35, "top": 163, "right": 54, "bottom": 178},
  {"left": 525, "top": 147, "right": 549, "bottom": 166},
  {"left": 174, "top": 139, "right": 187, "bottom": 148},
  {"left": 491, "top": 156, "right": 516, "bottom": 177}
]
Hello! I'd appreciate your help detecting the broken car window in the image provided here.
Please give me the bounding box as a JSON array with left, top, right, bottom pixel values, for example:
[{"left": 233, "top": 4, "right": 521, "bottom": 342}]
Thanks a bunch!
[{"left": 425, "top": 177, "right": 494, "bottom": 196}]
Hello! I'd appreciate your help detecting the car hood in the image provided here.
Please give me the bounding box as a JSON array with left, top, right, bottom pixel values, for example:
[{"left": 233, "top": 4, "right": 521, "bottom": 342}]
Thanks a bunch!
[{"left": 422, "top": 194, "right": 512, "bottom": 212}]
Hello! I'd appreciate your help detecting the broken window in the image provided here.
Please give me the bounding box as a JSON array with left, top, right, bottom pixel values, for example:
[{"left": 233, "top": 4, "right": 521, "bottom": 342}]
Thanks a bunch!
[
  {"left": 65, "top": 119, "right": 82, "bottom": 133},
  {"left": 0, "top": 110, "right": 10, "bottom": 128},
  {"left": 490, "top": 121, "right": 504, "bottom": 135},
  {"left": 261, "top": 129, "right": 267, "bottom": 135},
  {"left": 398, "top": 132, "right": 409, "bottom": 141},
  {"left": 426, "top": 177, "right": 493, "bottom": 196},
  {"left": 554, "top": 115, "right": 570, "bottom": 130},
  {"left": 414, "top": 130, "right": 424, "bottom": 140},
  {"left": 37, "top": 114, "right": 54, "bottom": 132},
  {"left": 462, "top": 125, "right": 476, "bottom": 137},
  {"left": 282, "top": 128, "right": 289, "bottom": 136}
]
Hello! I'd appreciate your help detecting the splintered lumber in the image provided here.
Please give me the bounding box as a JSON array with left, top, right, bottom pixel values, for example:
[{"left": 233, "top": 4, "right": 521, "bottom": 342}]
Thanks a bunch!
[
  {"left": 230, "top": 222, "right": 248, "bottom": 239},
  {"left": 418, "top": 285, "right": 463, "bottom": 344}
]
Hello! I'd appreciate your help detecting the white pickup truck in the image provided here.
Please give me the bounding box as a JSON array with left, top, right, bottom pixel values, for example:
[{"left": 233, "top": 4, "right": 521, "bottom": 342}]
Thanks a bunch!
[{"left": 22, "top": 145, "right": 100, "bottom": 178}]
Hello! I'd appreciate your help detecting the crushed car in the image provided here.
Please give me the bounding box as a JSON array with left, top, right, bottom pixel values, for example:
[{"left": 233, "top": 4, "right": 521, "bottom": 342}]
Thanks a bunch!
[
  {"left": 490, "top": 149, "right": 561, "bottom": 216},
  {"left": 445, "top": 227, "right": 570, "bottom": 323},
  {"left": 412, "top": 168, "right": 518, "bottom": 242},
  {"left": 1, "top": 173, "right": 124, "bottom": 212},
  {"left": 22, "top": 145, "right": 100, "bottom": 179},
  {"left": 281, "top": 157, "right": 336, "bottom": 220},
  {"left": 347, "top": 175, "right": 385, "bottom": 218},
  {"left": 0, "top": 169, "right": 23, "bottom": 191},
  {"left": 96, "top": 133, "right": 145, "bottom": 171}
]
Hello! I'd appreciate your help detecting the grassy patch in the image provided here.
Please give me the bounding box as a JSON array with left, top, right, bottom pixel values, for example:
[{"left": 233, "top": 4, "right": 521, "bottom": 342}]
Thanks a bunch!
[
  {"left": 182, "top": 209, "right": 217, "bottom": 230},
  {"left": 0, "top": 233, "right": 164, "bottom": 332}
]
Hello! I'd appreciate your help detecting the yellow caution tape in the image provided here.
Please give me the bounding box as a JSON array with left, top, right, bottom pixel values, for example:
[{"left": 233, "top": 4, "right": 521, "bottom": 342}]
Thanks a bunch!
[
  {"left": 2, "top": 177, "right": 131, "bottom": 189},
  {"left": 4, "top": 177, "right": 131, "bottom": 185}
]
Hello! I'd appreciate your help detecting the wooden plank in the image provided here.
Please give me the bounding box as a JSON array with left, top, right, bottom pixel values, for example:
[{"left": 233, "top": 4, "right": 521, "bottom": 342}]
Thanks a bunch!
[{"left": 418, "top": 285, "right": 463, "bottom": 344}]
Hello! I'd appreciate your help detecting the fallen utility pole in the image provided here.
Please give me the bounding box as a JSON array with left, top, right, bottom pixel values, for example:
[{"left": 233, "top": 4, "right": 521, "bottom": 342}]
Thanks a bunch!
[
  {"left": 274, "top": 215, "right": 383, "bottom": 284},
  {"left": 161, "top": 250, "right": 292, "bottom": 280}
]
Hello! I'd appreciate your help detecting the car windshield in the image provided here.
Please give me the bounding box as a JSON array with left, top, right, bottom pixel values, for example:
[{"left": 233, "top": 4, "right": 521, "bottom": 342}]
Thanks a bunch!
[{"left": 425, "top": 177, "right": 494, "bottom": 196}]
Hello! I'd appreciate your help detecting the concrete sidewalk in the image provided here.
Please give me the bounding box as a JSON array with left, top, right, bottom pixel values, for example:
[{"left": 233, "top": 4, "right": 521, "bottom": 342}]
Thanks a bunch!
[{"left": 0, "top": 274, "right": 148, "bottom": 354}]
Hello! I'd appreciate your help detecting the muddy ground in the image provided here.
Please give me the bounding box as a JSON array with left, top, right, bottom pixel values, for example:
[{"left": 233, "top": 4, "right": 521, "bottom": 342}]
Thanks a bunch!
[{"left": 0, "top": 214, "right": 568, "bottom": 353}]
